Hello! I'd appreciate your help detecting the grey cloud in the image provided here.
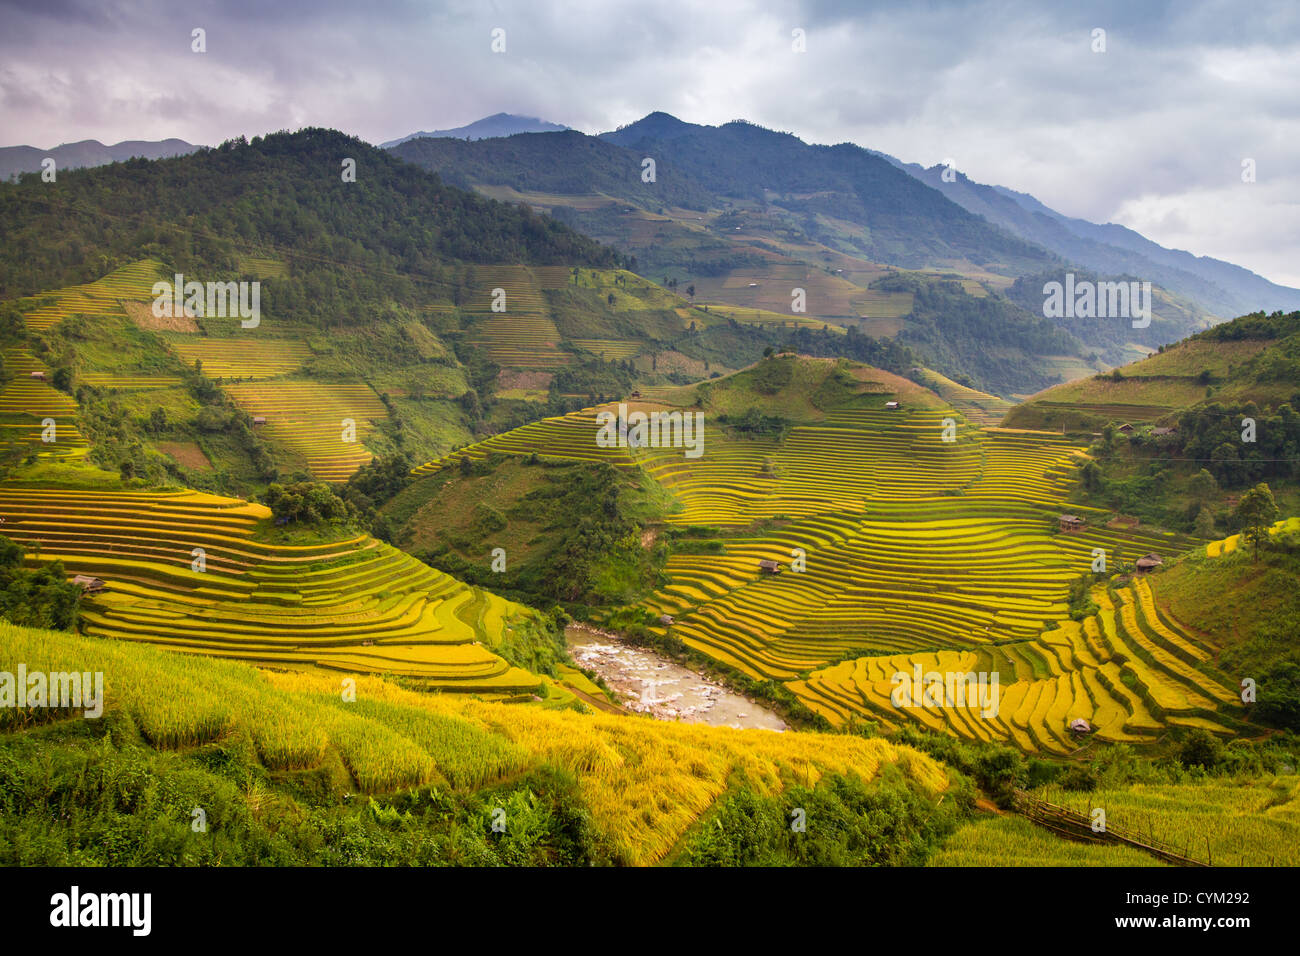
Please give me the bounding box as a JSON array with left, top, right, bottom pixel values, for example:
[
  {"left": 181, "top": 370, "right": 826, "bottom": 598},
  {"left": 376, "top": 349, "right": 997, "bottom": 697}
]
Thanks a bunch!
[{"left": 0, "top": 0, "right": 1296, "bottom": 284}]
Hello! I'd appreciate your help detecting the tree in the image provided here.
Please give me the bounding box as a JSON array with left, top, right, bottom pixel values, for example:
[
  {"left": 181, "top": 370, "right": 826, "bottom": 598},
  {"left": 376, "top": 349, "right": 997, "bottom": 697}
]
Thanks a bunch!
[
  {"left": 1193, "top": 505, "right": 1216, "bottom": 538},
  {"left": 1188, "top": 468, "right": 1218, "bottom": 503},
  {"left": 1079, "top": 460, "right": 1101, "bottom": 492},
  {"left": 1235, "top": 482, "right": 1280, "bottom": 562},
  {"left": 1255, "top": 659, "right": 1300, "bottom": 730},
  {"left": 1210, "top": 442, "right": 1243, "bottom": 485}
]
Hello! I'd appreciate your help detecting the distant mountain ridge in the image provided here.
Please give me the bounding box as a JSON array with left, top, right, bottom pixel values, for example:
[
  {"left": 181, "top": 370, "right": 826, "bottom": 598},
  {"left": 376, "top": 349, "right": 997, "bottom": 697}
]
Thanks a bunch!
[
  {"left": 873, "top": 152, "right": 1300, "bottom": 317},
  {"left": 396, "top": 111, "right": 1061, "bottom": 275},
  {"left": 379, "top": 113, "right": 568, "bottom": 149},
  {"left": 0, "top": 138, "right": 197, "bottom": 182}
]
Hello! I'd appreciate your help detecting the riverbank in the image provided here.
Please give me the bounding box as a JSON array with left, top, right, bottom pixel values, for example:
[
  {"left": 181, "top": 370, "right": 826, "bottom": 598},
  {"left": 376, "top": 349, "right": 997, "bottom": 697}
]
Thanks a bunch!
[{"left": 566, "top": 624, "right": 786, "bottom": 731}]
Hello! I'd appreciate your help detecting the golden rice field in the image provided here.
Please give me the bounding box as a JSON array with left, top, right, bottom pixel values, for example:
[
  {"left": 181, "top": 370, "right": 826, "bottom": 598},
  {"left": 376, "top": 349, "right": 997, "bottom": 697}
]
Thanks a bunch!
[
  {"left": 224, "top": 380, "right": 387, "bottom": 481},
  {"left": 164, "top": 336, "right": 312, "bottom": 379},
  {"left": 911, "top": 368, "right": 1014, "bottom": 427},
  {"left": 1036, "top": 777, "right": 1300, "bottom": 867},
  {"left": 1205, "top": 516, "right": 1300, "bottom": 557},
  {"left": 458, "top": 264, "right": 572, "bottom": 368},
  {"left": 570, "top": 338, "right": 645, "bottom": 360},
  {"left": 0, "top": 348, "right": 89, "bottom": 463},
  {"left": 790, "top": 578, "right": 1240, "bottom": 752},
  {"left": 1, "top": 620, "right": 950, "bottom": 866},
  {"left": 16, "top": 259, "right": 165, "bottom": 331},
  {"left": 79, "top": 373, "right": 183, "bottom": 390},
  {"left": 0, "top": 488, "right": 537, "bottom": 694},
  {"left": 929, "top": 814, "right": 1166, "bottom": 866},
  {"left": 410, "top": 395, "right": 1227, "bottom": 752}
]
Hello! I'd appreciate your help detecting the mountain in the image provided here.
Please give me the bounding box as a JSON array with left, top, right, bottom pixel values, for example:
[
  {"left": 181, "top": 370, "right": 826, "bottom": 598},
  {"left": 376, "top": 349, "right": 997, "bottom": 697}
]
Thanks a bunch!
[
  {"left": 876, "top": 153, "right": 1300, "bottom": 317},
  {"left": 1005, "top": 308, "right": 1300, "bottom": 433},
  {"left": 389, "top": 113, "right": 1111, "bottom": 396},
  {"left": 378, "top": 112, "right": 568, "bottom": 149},
  {"left": 390, "top": 128, "right": 714, "bottom": 210},
  {"left": 0, "top": 138, "right": 197, "bottom": 181},
  {"left": 0, "top": 127, "right": 653, "bottom": 489},
  {"left": 0, "top": 127, "right": 617, "bottom": 300},
  {"left": 596, "top": 114, "right": 1059, "bottom": 275}
]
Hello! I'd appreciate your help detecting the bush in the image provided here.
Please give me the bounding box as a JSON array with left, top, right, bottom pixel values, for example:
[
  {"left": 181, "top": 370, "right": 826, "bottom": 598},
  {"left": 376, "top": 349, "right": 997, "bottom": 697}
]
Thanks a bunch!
[
  {"left": 261, "top": 482, "right": 361, "bottom": 527},
  {"left": 0, "top": 535, "right": 81, "bottom": 630},
  {"left": 1176, "top": 728, "right": 1225, "bottom": 771}
]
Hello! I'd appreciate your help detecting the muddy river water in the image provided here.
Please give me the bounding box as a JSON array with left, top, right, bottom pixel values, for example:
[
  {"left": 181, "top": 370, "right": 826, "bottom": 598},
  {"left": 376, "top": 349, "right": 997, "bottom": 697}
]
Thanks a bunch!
[{"left": 565, "top": 625, "right": 787, "bottom": 731}]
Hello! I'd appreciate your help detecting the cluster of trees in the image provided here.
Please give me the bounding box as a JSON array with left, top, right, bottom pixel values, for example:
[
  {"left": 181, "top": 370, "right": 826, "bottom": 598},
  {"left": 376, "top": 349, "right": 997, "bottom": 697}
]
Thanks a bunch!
[
  {"left": 1174, "top": 402, "right": 1300, "bottom": 487},
  {"left": 718, "top": 408, "right": 790, "bottom": 439},
  {"left": 261, "top": 481, "right": 362, "bottom": 527},
  {"left": 0, "top": 129, "right": 620, "bottom": 315},
  {"left": 418, "top": 460, "right": 663, "bottom": 607},
  {"left": 881, "top": 275, "right": 1084, "bottom": 396},
  {"left": 1007, "top": 267, "right": 1198, "bottom": 360},
  {"left": 0, "top": 536, "right": 80, "bottom": 631}
]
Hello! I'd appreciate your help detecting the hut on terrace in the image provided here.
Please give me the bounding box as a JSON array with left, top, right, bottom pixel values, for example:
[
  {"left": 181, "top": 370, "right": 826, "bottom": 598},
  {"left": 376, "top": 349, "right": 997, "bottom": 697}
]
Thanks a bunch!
[
  {"left": 1058, "top": 514, "right": 1086, "bottom": 532},
  {"left": 658, "top": 614, "right": 674, "bottom": 626},
  {"left": 252, "top": 416, "right": 267, "bottom": 426},
  {"left": 758, "top": 559, "right": 782, "bottom": 574},
  {"left": 71, "top": 575, "right": 107, "bottom": 594},
  {"left": 29, "top": 370, "right": 45, "bottom": 380},
  {"left": 1135, "top": 553, "right": 1164, "bottom": 572},
  {"left": 884, "top": 401, "right": 901, "bottom": 410},
  {"left": 1118, "top": 423, "right": 1135, "bottom": 434}
]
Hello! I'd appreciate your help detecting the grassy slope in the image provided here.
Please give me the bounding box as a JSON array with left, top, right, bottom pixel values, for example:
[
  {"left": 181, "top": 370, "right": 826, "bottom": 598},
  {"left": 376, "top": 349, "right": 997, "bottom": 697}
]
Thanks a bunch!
[
  {"left": 1005, "top": 312, "right": 1300, "bottom": 432},
  {"left": 1154, "top": 531, "right": 1300, "bottom": 684},
  {"left": 930, "top": 813, "right": 1166, "bottom": 866},
  {"left": 0, "top": 620, "right": 952, "bottom": 867}
]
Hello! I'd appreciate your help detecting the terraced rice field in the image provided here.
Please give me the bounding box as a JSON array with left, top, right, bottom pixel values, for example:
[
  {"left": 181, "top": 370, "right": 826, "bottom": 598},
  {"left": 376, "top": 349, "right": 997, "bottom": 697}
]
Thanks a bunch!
[
  {"left": 165, "top": 336, "right": 312, "bottom": 378},
  {"left": 851, "top": 289, "right": 915, "bottom": 318},
  {"left": 466, "top": 315, "right": 571, "bottom": 368},
  {"left": 1205, "top": 516, "right": 1300, "bottom": 557},
  {"left": 0, "top": 349, "right": 88, "bottom": 462},
  {"left": 0, "top": 488, "right": 538, "bottom": 693},
  {"left": 1036, "top": 776, "right": 1300, "bottom": 866},
  {"left": 224, "top": 381, "right": 387, "bottom": 481},
  {"left": 411, "top": 397, "right": 1228, "bottom": 751},
  {"left": 790, "top": 578, "right": 1239, "bottom": 752},
  {"left": 79, "top": 373, "right": 182, "bottom": 390},
  {"left": 570, "top": 339, "right": 645, "bottom": 360},
  {"left": 912, "top": 368, "right": 1013, "bottom": 426},
  {"left": 460, "top": 265, "right": 571, "bottom": 368},
  {"left": 16, "top": 260, "right": 164, "bottom": 331},
  {"left": 930, "top": 814, "right": 1165, "bottom": 866}
]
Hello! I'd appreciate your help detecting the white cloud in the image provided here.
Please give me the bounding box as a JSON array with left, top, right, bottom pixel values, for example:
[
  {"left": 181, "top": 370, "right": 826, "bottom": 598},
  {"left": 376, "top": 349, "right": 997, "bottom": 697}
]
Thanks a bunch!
[{"left": 0, "top": 0, "right": 1297, "bottom": 291}]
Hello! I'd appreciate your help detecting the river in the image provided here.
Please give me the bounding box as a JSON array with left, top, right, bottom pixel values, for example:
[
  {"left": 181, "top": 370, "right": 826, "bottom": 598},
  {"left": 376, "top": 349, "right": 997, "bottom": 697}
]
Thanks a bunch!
[{"left": 565, "top": 625, "right": 787, "bottom": 731}]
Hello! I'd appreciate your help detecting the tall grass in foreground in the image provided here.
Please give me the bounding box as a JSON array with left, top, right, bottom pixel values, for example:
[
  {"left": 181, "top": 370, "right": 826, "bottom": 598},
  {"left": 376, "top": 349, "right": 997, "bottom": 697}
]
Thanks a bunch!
[{"left": 1, "top": 622, "right": 951, "bottom": 865}]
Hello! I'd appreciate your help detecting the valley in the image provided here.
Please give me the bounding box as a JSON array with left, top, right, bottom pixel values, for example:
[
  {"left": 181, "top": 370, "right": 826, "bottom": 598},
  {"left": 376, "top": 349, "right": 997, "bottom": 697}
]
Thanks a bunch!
[{"left": 0, "top": 118, "right": 1297, "bottom": 875}]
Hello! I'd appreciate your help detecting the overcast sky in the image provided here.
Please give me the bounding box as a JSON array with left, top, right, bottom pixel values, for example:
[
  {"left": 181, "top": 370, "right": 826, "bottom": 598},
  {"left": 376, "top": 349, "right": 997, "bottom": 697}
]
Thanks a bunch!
[{"left": 3, "top": 0, "right": 1298, "bottom": 286}]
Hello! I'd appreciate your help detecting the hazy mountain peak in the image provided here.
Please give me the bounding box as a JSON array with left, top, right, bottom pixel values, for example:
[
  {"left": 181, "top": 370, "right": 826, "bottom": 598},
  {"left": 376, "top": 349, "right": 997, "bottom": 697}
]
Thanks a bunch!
[
  {"left": 0, "top": 137, "right": 197, "bottom": 181},
  {"left": 378, "top": 113, "right": 568, "bottom": 149}
]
